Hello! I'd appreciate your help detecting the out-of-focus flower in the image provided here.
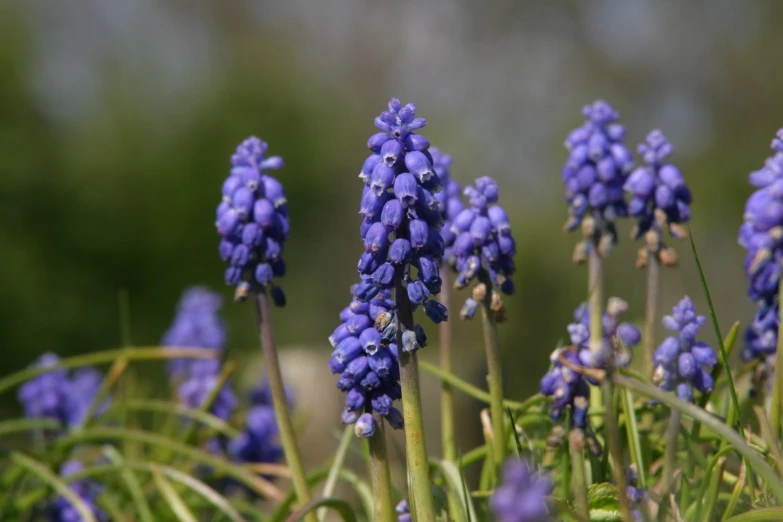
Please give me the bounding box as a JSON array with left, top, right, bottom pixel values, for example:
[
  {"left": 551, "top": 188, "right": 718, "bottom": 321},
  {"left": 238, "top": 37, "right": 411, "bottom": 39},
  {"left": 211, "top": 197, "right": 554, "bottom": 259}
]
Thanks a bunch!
[
  {"left": 47, "top": 460, "right": 106, "bottom": 522},
  {"left": 491, "top": 458, "right": 552, "bottom": 522}
]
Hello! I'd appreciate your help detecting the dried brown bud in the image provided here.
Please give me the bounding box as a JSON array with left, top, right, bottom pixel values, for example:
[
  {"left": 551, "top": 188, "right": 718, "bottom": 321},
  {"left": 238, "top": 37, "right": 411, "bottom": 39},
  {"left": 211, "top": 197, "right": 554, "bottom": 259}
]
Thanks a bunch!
[
  {"left": 546, "top": 425, "right": 566, "bottom": 450},
  {"left": 573, "top": 240, "right": 588, "bottom": 265},
  {"left": 568, "top": 428, "right": 585, "bottom": 452},
  {"left": 644, "top": 229, "right": 660, "bottom": 253},
  {"left": 597, "top": 233, "right": 614, "bottom": 257},
  {"left": 585, "top": 431, "right": 604, "bottom": 457},
  {"left": 635, "top": 246, "right": 649, "bottom": 269},
  {"left": 581, "top": 215, "right": 596, "bottom": 239},
  {"left": 490, "top": 291, "right": 504, "bottom": 313},
  {"left": 472, "top": 283, "right": 488, "bottom": 302},
  {"left": 658, "top": 246, "right": 679, "bottom": 267},
  {"left": 669, "top": 222, "right": 688, "bottom": 240}
]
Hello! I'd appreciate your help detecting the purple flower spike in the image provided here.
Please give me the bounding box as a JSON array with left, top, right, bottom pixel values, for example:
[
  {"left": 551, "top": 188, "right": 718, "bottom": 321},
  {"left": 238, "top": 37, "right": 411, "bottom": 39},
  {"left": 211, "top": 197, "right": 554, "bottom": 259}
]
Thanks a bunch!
[
  {"left": 624, "top": 130, "right": 692, "bottom": 269},
  {"left": 216, "top": 137, "right": 289, "bottom": 305},
  {"left": 653, "top": 296, "right": 717, "bottom": 401},
  {"left": 491, "top": 458, "right": 553, "bottom": 522},
  {"left": 48, "top": 461, "right": 107, "bottom": 521},
  {"left": 540, "top": 297, "right": 639, "bottom": 427},
  {"left": 562, "top": 100, "right": 632, "bottom": 256}
]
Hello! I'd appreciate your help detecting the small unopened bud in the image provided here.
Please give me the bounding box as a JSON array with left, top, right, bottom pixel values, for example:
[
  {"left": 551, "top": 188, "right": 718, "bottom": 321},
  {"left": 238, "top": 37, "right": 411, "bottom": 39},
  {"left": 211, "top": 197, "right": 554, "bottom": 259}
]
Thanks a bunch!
[
  {"left": 460, "top": 298, "right": 478, "bottom": 320},
  {"left": 658, "top": 246, "right": 679, "bottom": 267},
  {"left": 472, "top": 283, "right": 488, "bottom": 302},
  {"left": 635, "top": 247, "right": 648, "bottom": 269},
  {"left": 581, "top": 215, "right": 596, "bottom": 239},
  {"left": 567, "top": 428, "right": 585, "bottom": 452},
  {"left": 354, "top": 413, "right": 376, "bottom": 438},
  {"left": 233, "top": 282, "right": 251, "bottom": 302},
  {"left": 597, "top": 233, "right": 614, "bottom": 257},
  {"left": 644, "top": 229, "right": 660, "bottom": 253},
  {"left": 490, "top": 291, "right": 503, "bottom": 313},
  {"left": 654, "top": 208, "right": 668, "bottom": 230},
  {"left": 546, "top": 425, "right": 566, "bottom": 450},
  {"left": 374, "top": 311, "right": 394, "bottom": 332},
  {"left": 585, "top": 431, "right": 603, "bottom": 457},
  {"left": 606, "top": 296, "right": 628, "bottom": 317},
  {"left": 669, "top": 222, "right": 688, "bottom": 240},
  {"left": 573, "top": 240, "right": 589, "bottom": 265},
  {"left": 494, "top": 307, "right": 508, "bottom": 323}
]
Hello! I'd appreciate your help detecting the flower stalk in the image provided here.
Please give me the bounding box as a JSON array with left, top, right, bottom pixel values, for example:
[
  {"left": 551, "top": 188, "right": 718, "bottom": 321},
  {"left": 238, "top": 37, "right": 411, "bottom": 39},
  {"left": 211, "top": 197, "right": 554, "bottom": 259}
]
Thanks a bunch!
[
  {"left": 367, "top": 417, "right": 396, "bottom": 522},
  {"left": 588, "top": 243, "right": 604, "bottom": 415},
  {"left": 395, "top": 270, "right": 436, "bottom": 522},
  {"left": 254, "top": 292, "right": 314, "bottom": 522},
  {"left": 644, "top": 255, "right": 660, "bottom": 379},
  {"left": 568, "top": 429, "right": 589, "bottom": 517},
  {"left": 479, "top": 271, "right": 506, "bottom": 473}
]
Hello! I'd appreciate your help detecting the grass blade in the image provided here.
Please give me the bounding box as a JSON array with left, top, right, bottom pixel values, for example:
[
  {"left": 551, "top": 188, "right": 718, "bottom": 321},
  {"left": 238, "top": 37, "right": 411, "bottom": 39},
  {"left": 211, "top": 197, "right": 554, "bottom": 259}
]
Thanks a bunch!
[
  {"left": 318, "top": 425, "right": 354, "bottom": 522},
  {"left": 151, "top": 466, "right": 198, "bottom": 522},
  {"left": 101, "top": 446, "right": 154, "bottom": 522},
  {"left": 724, "top": 508, "right": 783, "bottom": 522},
  {"left": 0, "top": 417, "right": 61, "bottom": 436},
  {"left": 430, "top": 459, "right": 478, "bottom": 522},
  {"left": 10, "top": 452, "right": 97, "bottom": 522},
  {"left": 285, "top": 498, "right": 357, "bottom": 522},
  {"left": 105, "top": 398, "right": 242, "bottom": 438}
]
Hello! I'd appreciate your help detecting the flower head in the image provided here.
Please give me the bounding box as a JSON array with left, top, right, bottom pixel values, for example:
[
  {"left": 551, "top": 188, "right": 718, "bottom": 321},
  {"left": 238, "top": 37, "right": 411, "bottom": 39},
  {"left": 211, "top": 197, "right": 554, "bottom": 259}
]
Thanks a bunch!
[
  {"left": 162, "top": 287, "right": 226, "bottom": 379},
  {"left": 329, "top": 286, "right": 403, "bottom": 435},
  {"left": 355, "top": 98, "right": 446, "bottom": 328},
  {"left": 47, "top": 460, "right": 106, "bottom": 522},
  {"left": 652, "top": 296, "right": 717, "bottom": 401},
  {"left": 431, "top": 148, "right": 464, "bottom": 268},
  {"left": 539, "top": 298, "right": 640, "bottom": 428},
  {"left": 17, "top": 353, "right": 106, "bottom": 430},
  {"left": 450, "top": 176, "right": 516, "bottom": 322},
  {"left": 491, "top": 458, "right": 552, "bottom": 522},
  {"left": 624, "top": 130, "right": 691, "bottom": 268},
  {"left": 562, "top": 100, "right": 633, "bottom": 261},
  {"left": 228, "top": 402, "right": 282, "bottom": 466},
  {"left": 177, "top": 359, "right": 237, "bottom": 421},
  {"left": 396, "top": 500, "right": 412, "bottom": 522},
  {"left": 216, "top": 137, "right": 289, "bottom": 304}
]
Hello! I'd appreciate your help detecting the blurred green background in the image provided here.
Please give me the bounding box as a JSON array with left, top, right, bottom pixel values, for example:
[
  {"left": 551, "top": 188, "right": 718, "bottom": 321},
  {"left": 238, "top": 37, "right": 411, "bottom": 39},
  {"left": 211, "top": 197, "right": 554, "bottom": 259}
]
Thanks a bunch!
[{"left": 1, "top": 1, "right": 781, "bottom": 461}]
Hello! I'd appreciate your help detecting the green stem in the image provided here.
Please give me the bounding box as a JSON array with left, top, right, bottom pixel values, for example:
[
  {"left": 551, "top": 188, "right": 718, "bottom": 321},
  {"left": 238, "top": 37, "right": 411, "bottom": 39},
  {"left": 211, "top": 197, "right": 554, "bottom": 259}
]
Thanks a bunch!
[
  {"left": 367, "top": 418, "right": 396, "bottom": 522},
  {"left": 602, "top": 380, "right": 634, "bottom": 522},
  {"left": 395, "top": 272, "right": 436, "bottom": 522},
  {"left": 479, "top": 272, "right": 506, "bottom": 473},
  {"left": 588, "top": 243, "right": 604, "bottom": 418},
  {"left": 661, "top": 409, "right": 681, "bottom": 496},
  {"left": 620, "top": 388, "right": 646, "bottom": 489},
  {"left": 770, "top": 283, "right": 783, "bottom": 439},
  {"left": 643, "top": 255, "right": 659, "bottom": 379},
  {"left": 569, "top": 429, "right": 589, "bottom": 517},
  {"left": 318, "top": 426, "right": 354, "bottom": 522},
  {"left": 254, "top": 292, "right": 315, "bottom": 522},
  {"left": 438, "top": 266, "right": 461, "bottom": 520}
]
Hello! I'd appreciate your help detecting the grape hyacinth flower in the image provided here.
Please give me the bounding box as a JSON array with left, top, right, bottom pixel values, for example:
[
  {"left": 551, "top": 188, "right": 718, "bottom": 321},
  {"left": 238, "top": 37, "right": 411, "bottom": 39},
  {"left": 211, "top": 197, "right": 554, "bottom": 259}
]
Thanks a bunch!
[
  {"left": 562, "top": 100, "right": 633, "bottom": 262},
  {"left": 652, "top": 296, "right": 717, "bottom": 402},
  {"left": 177, "top": 359, "right": 237, "bottom": 421},
  {"left": 395, "top": 500, "right": 411, "bottom": 522},
  {"left": 228, "top": 401, "right": 283, "bottom": 467},
  {"left": 450, "top": 176, "right": 516, "bottom": 322},
  {"left": 625, "top": 466, "right": 647, "bottom": 522},
  {"left": 624, "top": 130, "right": 692, "bottom": 268},
  {"left": 354, "top": 97, "right": 447, "bottom": 327},
  {"left": 216, "top": 137, "right": 289, "bottom": 305},
  {"left": 491, "top": 458, "right": 553, "bottom": 522},
  {"left": 431, "top": 148, "right": 464, "bottom": 269},
  {"left": 47, "top": 460, "right": 106, "bottom": 522},
  {"left": 17, "top": 353, "right": 107, "bottom": 430},
  {"left": 328, "top": 286, "right": 404, "bottom": 436},
  {"left": 162, "top": 287, "right": 226, "bottom": 380},
  {"left": 739, "top": 128, "right": 783, "bottom": 304},
  {"left": 539, "top": 298, "right": 640, "bottom": 427}
]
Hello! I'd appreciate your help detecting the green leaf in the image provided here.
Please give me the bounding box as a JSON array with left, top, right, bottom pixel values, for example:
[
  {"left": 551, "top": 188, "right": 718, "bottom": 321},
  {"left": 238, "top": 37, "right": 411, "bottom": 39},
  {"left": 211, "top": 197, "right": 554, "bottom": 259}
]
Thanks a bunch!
[
  {"left": 318, "top": 426, "right": 354, "bottom": 522},
  {"left": 429, "top": 459, "right": 478, "bottom": 522},
  {"left": 152, "top": 466, "right": 199, "bottom": 522},
  {"left": 0, "top": 346, "right": 218, "bottom": 395},
  {"left": 587, "top": 483, "right": 621, "bottom": 522},
  {"left": 0, "top": 417, "right": 61, "bottom": 437},
  {"left": 101, "top": 446, "right": 154, "bottom": 522},
  {"left": 284, "top": 498, "right": 357, "bottom": 522},
  {"left": 105, "top": 399, "right": 242, "bottom": 438},
  {"left": 10, "top": 452, "right": 98, "bottom": 522},
  {"left": 725, "top": 508, "right": 783, "bottom": 522}
]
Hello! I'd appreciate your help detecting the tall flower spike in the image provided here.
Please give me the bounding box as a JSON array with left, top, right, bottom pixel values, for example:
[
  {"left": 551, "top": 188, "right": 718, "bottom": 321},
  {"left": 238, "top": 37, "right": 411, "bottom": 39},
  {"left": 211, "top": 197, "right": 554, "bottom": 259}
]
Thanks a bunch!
[
  {"left": 652, "top": 296, "right": 717, "bottom": 402},
  {"left": 354, "top": 98, "right": 447, "bottom": 327},
  {"left": 562, "top": 100, "right": 633, "bottom": 261},
  {"left": 329, "top": 286, "right": 403, "bottom": 435},
  {"left": 624, "top": 130, "right": 692, "bottom": 268},
  {"left": 451, "top": 176, "right": 516, "bottom": 322},
  {"left": 539, "top": 298, "right": 640, "bottom": 428},
  {"left": 48, "top": 460, "right": 107, "bottom": 521},
  {"left": 739, "top": 128, "right": 783, "bottom": 306},
  {"left": 431, "top": 148, "right": 464, "bottom": 269},
  {"left": 177, "top": 359, "right": 237, "bottom": 421},
  {"left": 216, "top": 137, "right": 289, "bottom": 305},
  {"left": 162, "top": 287, "right": 226, "bottom": 379},
  {"left": 491, "top": 458, "right": 553, "bottom": 522},
  {"left": 228, "top": 385, "right": 283, "bottom": 468}
]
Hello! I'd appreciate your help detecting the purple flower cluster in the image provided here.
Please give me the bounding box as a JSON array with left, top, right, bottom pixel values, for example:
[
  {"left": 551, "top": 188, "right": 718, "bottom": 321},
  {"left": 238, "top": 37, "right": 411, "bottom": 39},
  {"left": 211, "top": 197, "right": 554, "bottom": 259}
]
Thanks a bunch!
[
  {"left": 739, "top": 129, "right": 783, "bottom": 365},
  {"left": 328, "top": 286, "right": 404, "bottom": 436},
  {"left": 18, "top": 353, "right": 106, "bottom": 429},
  {"left": 431, "top": 148, "right": 464, "bottom": 268},
  {"left": 177, "top": 359, "right": 237, "bottom": 421},
  {"left": 491, "top": 458, "right": 552, "bottom": 522},
  {"left": 396, "top": 500, "right": 411, "bottom": 522},
  {"left": 625, "top": 130, "right": 692, "bottom": 268},
  {"left": 228, "top": 385, "right": 283, "bottom": 466},
  {"left": 562, "top": 100, "right": 633, "bottom": 259},
  {"left": 216, "top": 137, "right": 289, "bottom": 305},
  {"left": 625, "top": 466, "right": 647, "bottom": 522},
  {"left": 47, "top": 461, "right": 106, "bottom": 522},
  {"left": 652, "top": 297, "right": 716, "bottom": 402},
  {"left": 450, "top": 177, "right": 516, "bottom": 322},
  {"left": 354, "top": 98, "right": 448, "bottom": 326},
  {"left": 539, "top": 298, "right": 640, "bottom": 428},
  {"left": 162, "top": 287, "right": 226, "bottom": 379}
]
